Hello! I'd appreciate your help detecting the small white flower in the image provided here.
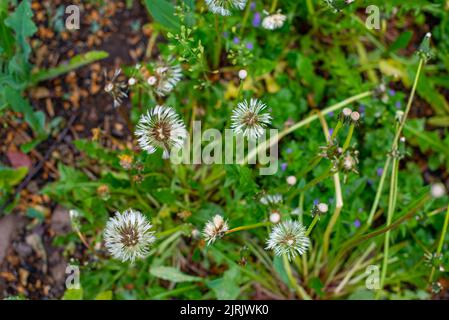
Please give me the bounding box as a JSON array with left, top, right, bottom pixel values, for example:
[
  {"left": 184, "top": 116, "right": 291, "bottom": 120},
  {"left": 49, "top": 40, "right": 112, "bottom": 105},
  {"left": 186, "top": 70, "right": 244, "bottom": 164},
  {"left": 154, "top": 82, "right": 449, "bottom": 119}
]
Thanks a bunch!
[
  {"left": 431, "top": 183, "right": 447, "bottom": 199},
  {"left": 231, "top": 99, "right": 271, "bottom": 139},
  {"left": 350, "top": 111, "right": 360, "bottom": 123},
  {"left": 260, "top": 194, "right": 283, "bottom": 206},
  {"left": 135, "top": 105, "right": 187, "bottom": 159},
  {"left": 270, "top": 211, "right": 281, "bottom": 224},
  {"left": 238, "top": 69, "right": 248, "bottom": 80},
  {"left": 104, "top": 209, "right": 156, "bottom": 263},
  {"left": 343, "top": 107, "right": 352, "bottom": 117},
  {"left": 317, "top": 203, "right": 329, "bottom": 214},
  {"left": 205, "top": 0, "right": 247, "bottom": 16},
  {"left": 128, "top": 77, "right": 137, "bottom": 86},
  {"left": 266, "top": 220, "right": 310, "bottom": 260},
  {"left": 203, "top": 215, "right": 229, "bottom": 245},
  {"left": 262, "top": 13, "right": 287, "bottom": 30},
  {"left": 286, "top": 176, "right": 297, "bottom": 186}
]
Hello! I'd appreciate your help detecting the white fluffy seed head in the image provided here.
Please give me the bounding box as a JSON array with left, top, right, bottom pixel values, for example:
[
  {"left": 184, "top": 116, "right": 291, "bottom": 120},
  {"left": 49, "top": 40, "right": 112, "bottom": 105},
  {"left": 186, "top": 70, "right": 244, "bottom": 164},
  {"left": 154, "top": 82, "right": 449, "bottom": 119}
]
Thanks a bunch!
[
  {"left": 205, "top": 0, "right": 247, "bottom": 16},
  {"left": 203, "top": 215, "right": 229, "bottom": 245},
  {"left": 152, "top": 58, "right": 182, "bottom": 96},
  {"left": 260, "top": 194, "right": 283, "bottom": 206},
  {"left": 104, "top": 209, "right": 156, "bottom": 263},
  {"left": 350, "top": 111, "right": 360, "bottom": 122},
  {"left": 266, "top": 220, "right": 310, "bottom": 261},
  {"left": 262, "top": 13, "right": 287, "bottom": 30},
  {"left": 231, "top": 99, "right": 272, "bottom": 140},
  {"left": 431, "top": 183, "right": 447, "bottom": 199},
  {"left": 135, "top": 105, "right": 187, "bottom": 159},
  {"left": 343, "top": 107, "right": 352, "bottom": 117}
]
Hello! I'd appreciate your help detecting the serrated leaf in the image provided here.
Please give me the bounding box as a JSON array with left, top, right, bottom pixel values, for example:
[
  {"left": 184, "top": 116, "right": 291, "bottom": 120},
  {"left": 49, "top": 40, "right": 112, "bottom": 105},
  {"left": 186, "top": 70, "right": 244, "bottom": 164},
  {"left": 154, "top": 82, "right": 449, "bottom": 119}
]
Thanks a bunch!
[
  {"left": 150, "top": 266, "right": 203, "bottom": 283},
  {"left": 4, "top": 0, "right": 37, "bottom": 60}
]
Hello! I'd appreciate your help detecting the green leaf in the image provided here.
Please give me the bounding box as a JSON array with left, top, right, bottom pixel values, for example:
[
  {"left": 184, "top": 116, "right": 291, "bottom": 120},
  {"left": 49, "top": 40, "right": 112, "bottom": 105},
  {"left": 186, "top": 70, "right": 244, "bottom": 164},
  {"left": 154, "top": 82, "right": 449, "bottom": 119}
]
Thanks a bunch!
[
  {"left": 62, "top": 288, "right": 83, "bottom": 300},
  {"left": 150, "top": 266, "right": 203, "bottom": 283},
  {"left": 95, "top": 291, "right": 113, "bottom": 300},
  {"left": 31, "top": 51, "right": 109, "bottom": 84},
  {"left": 4, "top": 88, "right": 47, "bottom": 137},
  {"left": 207, "top": 267, "right": 241, "bottom": 300},
  {"left": 0, "top": 166, "right": 28, "bottom": 189},
  {"left": 143, "top": 0, "right": 180, "bottom": 31},
  {"left": 389, "top": 31, "right": 413, "bottom": 52},
  {"left": 4, "top": 0, "right": 37, "bottom": 60}
]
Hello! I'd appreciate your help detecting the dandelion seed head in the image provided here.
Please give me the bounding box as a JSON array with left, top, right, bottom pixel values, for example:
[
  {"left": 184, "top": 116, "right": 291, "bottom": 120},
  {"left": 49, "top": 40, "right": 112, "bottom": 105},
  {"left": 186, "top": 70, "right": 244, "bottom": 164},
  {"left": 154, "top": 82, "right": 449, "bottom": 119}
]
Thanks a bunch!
[
  {"left": 266, "top": 220, "right": 310, "bottom": 260},
  {"left": 104, "top": 209, "right": 156, "bottom": 263},
  {"left": 205, "top": 0, "right": 247, "bottom": 16},
  {"left": 262, "top": 13, "right": 287, "bottom": 30},
  {"left": 135, "top": 105, "right": 187, "bottom": 159},
  {"left": 260, "top": 194, "right": 283, "bottom": 206},
  {"left": 152, "top": 58, "right": 182, "bottom": 97},
  {"left": 231, "top": 99, "right": 271, "bottom": 139},
  {"left": 104, "top": 69, "right": 128, "bottom": 108},
  {"left": 203, "top": 215, "right": 229, "bottom": 245}
]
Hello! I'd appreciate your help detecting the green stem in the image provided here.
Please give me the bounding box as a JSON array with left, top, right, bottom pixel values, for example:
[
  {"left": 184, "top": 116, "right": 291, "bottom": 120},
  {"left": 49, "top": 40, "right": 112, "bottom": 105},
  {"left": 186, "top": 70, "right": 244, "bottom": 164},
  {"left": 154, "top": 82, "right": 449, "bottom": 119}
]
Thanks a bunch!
[
  {"left": 244, "top": 91, "right": 373, "bottom": 164},
  {"left": 331, "top": 120, "right": 343, "bottom": 140},
  {"left": 225, "top": 221, "right": 271, "bottom": 235},
  {"left": 392, "top": 59, "right": 424, "bottom": 149},
  {"left": 378, "top": 156, "right": 399, "bottom": 297},
  {"left": 283, "top": 254, "right": 312, "bottom": 300},
  {"left": 367, "top": 156, "right": 392, "bottom": 226},
  {"left": 306, "top": 215, "right": 320, "bottom": 236},
  {"left": 155, "top": 225, "right": 187, "bottom": 238},
  {"left": 342, "top": 124, "right": 355, "bottom": 151},
  {"left": 270, "top": 0, "right": 278, "bottom": 12},
  {"left": 429, "top": 205, "right": 449, "bottom": 282},
  {"left": 240, "top": 1, "right": 251, "bottom": 37}
]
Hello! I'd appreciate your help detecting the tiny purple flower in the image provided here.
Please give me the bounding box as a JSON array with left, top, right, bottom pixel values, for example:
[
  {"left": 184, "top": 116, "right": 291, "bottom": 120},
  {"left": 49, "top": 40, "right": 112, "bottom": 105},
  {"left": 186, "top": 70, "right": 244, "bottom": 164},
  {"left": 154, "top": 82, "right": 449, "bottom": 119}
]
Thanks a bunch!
[
  {"left": 377, "top": 167, "right": 384, "bottom": 177},
  {"left": 354, "top": 219, "right": 361, "bottom": 228},
  {"left": 223, "top": 31, "right": 229, "bottom": 38},
  {"left": 313, "top": 199, "right": 319, "bottom": 205},
  {"left": 395, "top": 101, "right": 402, "bottom": 109},
  {"left": 252, "top": 12, "right": 261, "bottom": 27},
  {"left": 327, "top": 111, "right": 334, "bottom": 118},
  {"left": 286, "top": 148, "right": 293, "bottom": 154},
  {"left": 329, "top": 128, "right": 334, "bottom": 137},
  {"left": 389, "top": 89, "right": 396, "bottom": 96},
  {"left": 246, "top": 42, "right": 254, "bottom": 50},
  {"left": 233, "top": 37, "right": 240, "bottom": 44},
  {"left": 250, "top": 1, "right": 256, "bottom": 10},
  {"left": 281, "top": 163, "right": 287, "bottom": 171},
  {"left": 359, "top": 104, "right": 366, "bottom": 115}
]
